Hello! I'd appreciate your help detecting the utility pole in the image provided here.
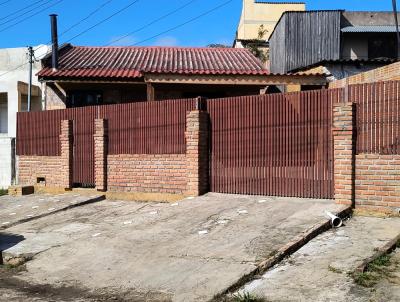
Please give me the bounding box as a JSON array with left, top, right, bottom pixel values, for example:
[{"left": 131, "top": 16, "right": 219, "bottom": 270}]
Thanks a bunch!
[
  {"left": 393, "top": 0, "right": 400, "bottom": 60},
  {"left": 27, "top": 46, "right": 34, "bottom": 112}
]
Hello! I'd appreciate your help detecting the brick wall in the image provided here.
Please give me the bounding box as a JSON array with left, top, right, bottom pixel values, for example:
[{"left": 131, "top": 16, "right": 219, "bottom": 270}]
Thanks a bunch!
[
  {"left": 17, "top": 120, "right": 73, "bottom": 189},
  {"left": 355, "top": 154, "right": 400, "bottom": 213},
  {"left": 333, "top": 102, "right": 400, "bottom": 214},
  {"left": 18, "top": 155, "right": 65, "bottom": 187},
  {"left": 107, "top": 154, "right": 187, "bottom": 194},
  {"left": 17, "top": 110, "right": 209, "bottom": 197},
  {"left": 329, "top": 61, "right": 400, "bottom": 88}
]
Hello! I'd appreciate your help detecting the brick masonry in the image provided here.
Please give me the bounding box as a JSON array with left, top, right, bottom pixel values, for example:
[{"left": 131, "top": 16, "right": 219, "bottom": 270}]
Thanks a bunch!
[
  {"left": 329, "top": 61, "right": 400, "bottom": 88},
  {"left": 94, "top": 119, "right": 107, "bottom": 192},
  {"left": 18, "top": 120, "right": 73, "bottom": 189},
  {"left": 17, "top": 110, "right": 210, "bottom": 197},
  {"left": 185, "top": 110, "right": 209, "bottom": 196},
  {"left": 333, "top": 103, "right": 355, "bottom": 207},
  {"left": 333, "top": 102, "right": 400, "bottom": 214},
  {"left": 107, "top": 154, "right": 187, "bottom": 194},
  {"left": 355, "top": 154, "right": 400, "bottom": 213}
]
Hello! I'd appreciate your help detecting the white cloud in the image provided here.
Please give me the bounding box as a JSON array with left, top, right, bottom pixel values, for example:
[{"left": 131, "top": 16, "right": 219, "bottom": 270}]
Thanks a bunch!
[
  {"left": 108, "top": 35, "right": 137, "bottom": 46},
  {"left": 153, "top": 36, "right": 179, "bottom": 46}
]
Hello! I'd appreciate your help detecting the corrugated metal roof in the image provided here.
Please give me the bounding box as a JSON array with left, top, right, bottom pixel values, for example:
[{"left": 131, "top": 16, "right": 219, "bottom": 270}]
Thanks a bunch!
[
  {"left": 38, "top": 45, "right": 269, "bottom": 80},
  {"left": 342, "top": 25, "right": 399, "bottom": 33}
]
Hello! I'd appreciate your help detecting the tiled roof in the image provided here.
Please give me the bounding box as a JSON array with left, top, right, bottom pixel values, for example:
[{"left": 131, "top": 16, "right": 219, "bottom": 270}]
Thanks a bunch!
[
  {"left": 38, "top": 45, "right": 269, "bottom": 80},
  {"left": 342, "top": 25, "right": 399, "bottom": 33}
]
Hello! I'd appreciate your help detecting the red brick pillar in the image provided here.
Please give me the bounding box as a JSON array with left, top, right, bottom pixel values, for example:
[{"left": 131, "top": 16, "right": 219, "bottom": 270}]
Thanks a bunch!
[
  {"left": 94, "top": 119, "right": 108, "bottom": 191},
  {"left": 185, "top": 110, "right": 209, "bottom": 196},
  {"left": 60, "top": 120, "right": 73, "bottom": 189},
  {"left": 333, "top": 103, "right": 356, "bottom": 206}
]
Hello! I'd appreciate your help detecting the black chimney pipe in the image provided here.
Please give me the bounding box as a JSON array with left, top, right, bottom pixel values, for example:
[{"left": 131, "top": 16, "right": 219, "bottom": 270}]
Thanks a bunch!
[{"left": 50, "top": 14, "right": 59, "bottom": 70}]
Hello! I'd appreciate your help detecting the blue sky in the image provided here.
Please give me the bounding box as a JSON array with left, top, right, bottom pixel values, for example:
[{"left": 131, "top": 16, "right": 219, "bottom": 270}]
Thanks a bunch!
[{"left": 0, "top": 0, "right": 397, "bottom": 48}]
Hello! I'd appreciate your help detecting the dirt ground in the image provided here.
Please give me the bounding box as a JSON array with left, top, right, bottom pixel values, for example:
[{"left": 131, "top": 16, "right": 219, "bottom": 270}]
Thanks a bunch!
[{"left": 0, "top": 193, "right": 343, "bottom": 302}]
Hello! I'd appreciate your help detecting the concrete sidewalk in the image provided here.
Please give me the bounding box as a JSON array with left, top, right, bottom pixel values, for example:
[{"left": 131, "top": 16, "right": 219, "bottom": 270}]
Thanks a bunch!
[
  {"left": 0, "top": 193, "right": 105, "bottom": 230},
  {"left": 0, "top": 193, "right": 344, "bottom": 302},
  {"left": 238, "top": 216, "right": 400, "bottom": 302}
]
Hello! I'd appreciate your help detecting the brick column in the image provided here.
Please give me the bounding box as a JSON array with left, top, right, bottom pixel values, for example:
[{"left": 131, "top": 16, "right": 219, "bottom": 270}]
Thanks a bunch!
[
  {"left": 185, "top": 110, "right": 209, "bottom": 196},
  {"left": 333, "top": 103, "right": 356, "bottom": 206},
  {"left": 94, "top": 119, "right": 108, "bottom": 191},
  {"left": 60, "top": 120, "right": 73, "bottom": 189}
]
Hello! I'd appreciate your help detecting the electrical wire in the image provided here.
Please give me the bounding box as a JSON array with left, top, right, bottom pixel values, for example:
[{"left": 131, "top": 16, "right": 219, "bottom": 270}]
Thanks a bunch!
[
  {"left": 0, "top": 0, "right": 48, "bottom": 22},
  {"left": 0, "top": 0, "right": 12, "bottom": 7},
  {"left": 59, "top": 0, "right": 115, "bottom": 37},
  {"left": 64, "top": 0, "right": 141, "bottom": 43},
  {"left": 130, "top": 0, "right": 234, "bottom": 46},
  {"left": 106, "top": 0, "right": 197, "bottom": 46},
  {"left": 0, "top": 0, "right": 65, "bottom": 33}
]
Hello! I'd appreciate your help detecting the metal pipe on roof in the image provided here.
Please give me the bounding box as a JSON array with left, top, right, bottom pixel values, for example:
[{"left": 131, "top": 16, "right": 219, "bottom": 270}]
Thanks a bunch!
[
  {"left": 50, "top": 14, "right": 59, "bottom": 71},
  {"left": 392, "top": 0, "right": 400, "bottom": 60}
]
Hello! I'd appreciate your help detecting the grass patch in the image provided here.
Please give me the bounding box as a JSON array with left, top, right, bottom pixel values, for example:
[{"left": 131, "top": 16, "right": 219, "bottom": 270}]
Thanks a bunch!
[
  {"left": 328, "top": 265, "right": 342, "bottom": 274},
  {"left": 231, "top": 292, "right": 265, "bottom": 302},
  {"left": 352, "top": 254, "right": 393, "bottom": 287},
  {"left": 352, "top": 271, "right": 379, "bottom": 287},
  {"left": 0, "top": 188, "right": 7, "bottom": 196},
  {"left": 367, "top": 254, "right": 391, "bottom": 269}
]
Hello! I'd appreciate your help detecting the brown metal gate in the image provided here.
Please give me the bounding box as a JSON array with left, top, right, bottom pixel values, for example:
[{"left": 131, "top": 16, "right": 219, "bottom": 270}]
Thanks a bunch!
[
  {"left": 68, "top": 107, "right": 96, "bottom": 187},
  {"left": 207, "top": 89, "right": 340, "bottom": 199}
]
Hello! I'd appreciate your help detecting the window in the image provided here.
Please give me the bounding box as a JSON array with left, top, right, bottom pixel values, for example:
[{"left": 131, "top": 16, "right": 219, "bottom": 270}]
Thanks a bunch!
[{"left": 66, "top": 91, "right": 103, "bottom": 108}]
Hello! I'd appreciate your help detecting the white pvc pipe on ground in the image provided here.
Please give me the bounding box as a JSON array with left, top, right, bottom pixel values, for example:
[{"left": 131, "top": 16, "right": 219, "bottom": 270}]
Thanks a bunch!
[{"left": 325, "top": 211, "right": 343, "bottom": 228}]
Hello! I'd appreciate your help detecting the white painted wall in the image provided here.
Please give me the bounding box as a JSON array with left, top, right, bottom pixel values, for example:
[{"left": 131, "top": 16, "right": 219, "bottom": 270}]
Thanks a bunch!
[
  {"left": 0, "top": 137, "right": 13, "bottom": 189},
  {"left": 0, "top": 45, "right": 49, "bottom": 137},
  {"left": 0, "top": 45, "right": 49, "bottom": 187}
]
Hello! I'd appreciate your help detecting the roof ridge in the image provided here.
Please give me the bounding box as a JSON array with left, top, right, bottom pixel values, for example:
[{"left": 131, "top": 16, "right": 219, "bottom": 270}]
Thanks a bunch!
[{"left": 71, "top": 45, "right": 248, "bottom": 51}]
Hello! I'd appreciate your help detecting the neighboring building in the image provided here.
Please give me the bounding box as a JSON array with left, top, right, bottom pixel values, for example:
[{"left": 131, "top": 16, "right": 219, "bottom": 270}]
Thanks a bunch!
[
  {"left": 0, "top": 45, "right": 49, "bottom": 188},
  {"left": 234, "top": 0, "right": 305, "bottom": 48},
  {"left": 269, "top": 10, "right": 399, "bottom": 79},
  {"left": 37, "top": 44, "right": 327, "bottom": 109}
]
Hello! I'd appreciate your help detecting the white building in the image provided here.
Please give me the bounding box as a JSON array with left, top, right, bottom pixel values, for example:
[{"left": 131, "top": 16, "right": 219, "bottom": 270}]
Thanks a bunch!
[{"left": 0, "top": 45, "right": 49, "bottom": 189}]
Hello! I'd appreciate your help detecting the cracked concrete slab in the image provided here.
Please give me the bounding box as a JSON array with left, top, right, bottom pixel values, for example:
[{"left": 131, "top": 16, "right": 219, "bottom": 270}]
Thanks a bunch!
[
  {"left": 237, "top": 216, "right": 400, "bottom": 302},
  {"left": 1, "top": 193, "right": 343, "bottom": 302}
]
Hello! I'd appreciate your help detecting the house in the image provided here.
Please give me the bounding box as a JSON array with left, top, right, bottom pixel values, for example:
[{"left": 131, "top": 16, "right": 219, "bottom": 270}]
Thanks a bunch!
[
  {"left": 234, "top": 0, "right": 305, "bottom": 51},
  {"left": 269, "top": 10, "right": 399, "bottom": 79},
  {"left": 0, "top": 45, "right": 49, "bottom": 189},
  {"left": 37, "top": 44, "right": 327, "bottom": 109}
]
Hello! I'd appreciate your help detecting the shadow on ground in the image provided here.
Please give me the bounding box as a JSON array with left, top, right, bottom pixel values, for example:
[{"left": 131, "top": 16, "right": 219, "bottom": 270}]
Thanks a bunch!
[{"left": 0, "top": 233, "right": 25, "bottom": 264}]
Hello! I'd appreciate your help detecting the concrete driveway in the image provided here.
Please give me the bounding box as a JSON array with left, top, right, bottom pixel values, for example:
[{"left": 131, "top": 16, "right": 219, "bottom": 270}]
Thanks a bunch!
[{"left": 0, "top": 193, "right": 344, "bottom": 302}]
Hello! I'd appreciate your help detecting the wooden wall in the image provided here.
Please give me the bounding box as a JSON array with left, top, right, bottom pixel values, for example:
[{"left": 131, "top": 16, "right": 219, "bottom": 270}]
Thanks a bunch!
[{"left": 270, "top": 11, "right": 342, "bottom": 74}]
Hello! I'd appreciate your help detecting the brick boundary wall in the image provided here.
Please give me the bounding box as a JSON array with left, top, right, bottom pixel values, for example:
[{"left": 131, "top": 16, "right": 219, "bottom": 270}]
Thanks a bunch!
[
  {"left": 17, "top": 110, "right": 209, "bottom": 199},
  {"left": 333, "top": 103, "right": 400, "bottom": 215},
  {"left": 329, "top": 61, "right": 400, "bottom": 89},
  {"left": 18, "top": 120, "right": 73, "bottom": 190}
]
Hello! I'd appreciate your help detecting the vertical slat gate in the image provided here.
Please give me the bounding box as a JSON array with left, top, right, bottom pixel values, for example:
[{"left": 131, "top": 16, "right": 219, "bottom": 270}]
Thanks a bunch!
[{"left": 207, "top": 90, "right": 335, "bottom": 199}]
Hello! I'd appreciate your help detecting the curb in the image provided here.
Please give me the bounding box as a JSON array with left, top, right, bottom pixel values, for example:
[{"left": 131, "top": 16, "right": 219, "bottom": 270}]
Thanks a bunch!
[
  {"left": 355, "top": 232, "right": 400, "bottom": 273},
  {"left": 0, "top": 195, "right": 106, "bottom": 231},
  {"left": 211, "top": 206, "right": 353, "bottom": 301}
]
